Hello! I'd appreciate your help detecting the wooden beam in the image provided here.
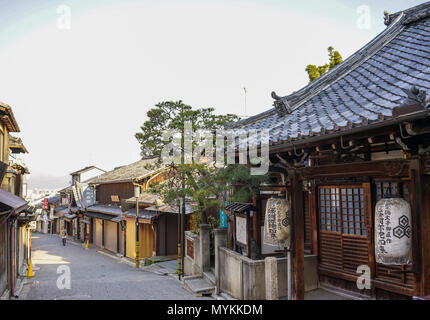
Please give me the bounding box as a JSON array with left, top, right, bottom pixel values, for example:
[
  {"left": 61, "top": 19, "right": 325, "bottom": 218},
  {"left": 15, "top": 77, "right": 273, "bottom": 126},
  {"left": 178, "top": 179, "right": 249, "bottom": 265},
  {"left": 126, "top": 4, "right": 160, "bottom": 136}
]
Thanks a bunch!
[
  {"left": 288, "top": 168, "right": 305, "bottom": 300},
  {"left": 296, "top": 159, "right": 410, "bottom": 179}
]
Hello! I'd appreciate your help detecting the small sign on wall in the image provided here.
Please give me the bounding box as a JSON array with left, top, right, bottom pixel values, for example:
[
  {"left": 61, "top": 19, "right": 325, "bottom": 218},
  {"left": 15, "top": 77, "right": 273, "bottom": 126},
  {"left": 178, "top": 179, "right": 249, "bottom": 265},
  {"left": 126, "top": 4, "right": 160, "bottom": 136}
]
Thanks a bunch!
[
  {"left": 61, "top": 195, "right": 70, "bottom": 206},
  {"left": 186, "top": 238, "right": 194, "bottom": 260},
  {"left": 219, "top": 209, "right": 228, "bottom": 229},
  {"left": 235, "top": 216, "right": 247, "bottom": 246},
  {"left": 111, "top": 195, "right": 120, "bottom": 202}
]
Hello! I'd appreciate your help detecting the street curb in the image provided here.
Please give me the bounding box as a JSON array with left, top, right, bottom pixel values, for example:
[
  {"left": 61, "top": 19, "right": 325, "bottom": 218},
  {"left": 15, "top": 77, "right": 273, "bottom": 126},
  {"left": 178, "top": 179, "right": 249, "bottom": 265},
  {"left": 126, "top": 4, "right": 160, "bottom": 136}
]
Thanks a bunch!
[{"left": 96, "top": 249, "right": 136, "bottom": 267}]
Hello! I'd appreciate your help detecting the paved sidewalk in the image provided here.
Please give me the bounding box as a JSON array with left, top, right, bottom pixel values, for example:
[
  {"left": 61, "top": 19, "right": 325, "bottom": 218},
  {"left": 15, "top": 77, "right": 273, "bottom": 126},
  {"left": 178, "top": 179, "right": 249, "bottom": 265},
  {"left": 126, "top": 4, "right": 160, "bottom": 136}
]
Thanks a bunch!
[{"left": 20, "top": 233, "right": 211, "bottom": 300}]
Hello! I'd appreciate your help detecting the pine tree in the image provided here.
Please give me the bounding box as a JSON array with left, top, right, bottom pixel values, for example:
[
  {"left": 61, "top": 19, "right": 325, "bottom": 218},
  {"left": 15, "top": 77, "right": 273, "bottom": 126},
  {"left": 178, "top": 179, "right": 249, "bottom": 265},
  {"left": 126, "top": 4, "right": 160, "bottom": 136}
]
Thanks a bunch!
[{"left": 306, "top": 46, "right": 343, "bottom": 83}]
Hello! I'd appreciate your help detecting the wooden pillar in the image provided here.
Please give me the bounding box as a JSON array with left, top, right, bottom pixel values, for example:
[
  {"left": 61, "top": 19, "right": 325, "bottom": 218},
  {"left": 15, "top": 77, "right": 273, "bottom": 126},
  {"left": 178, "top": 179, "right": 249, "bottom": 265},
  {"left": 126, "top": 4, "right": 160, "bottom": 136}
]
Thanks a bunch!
[
  {"left": 420, "top": 162, "right": 430, "bottom": 295},
  {"left": 117, "top": 223, "right": 120, "bottom": 253},
  {"left": 409, "top": 158, "right": 424, "bottom": 296},
  {"left": 153, "top": 221, "right": 158, "bottom": 256},
  {"left": 308, "top": 183, "right": 318, "bottom": 256},
  {"left": 102, "top": 220, "right": 105, "bottom": 248},
  {"left": 288, "top": 168, "right": 305, "bottom": 300}
]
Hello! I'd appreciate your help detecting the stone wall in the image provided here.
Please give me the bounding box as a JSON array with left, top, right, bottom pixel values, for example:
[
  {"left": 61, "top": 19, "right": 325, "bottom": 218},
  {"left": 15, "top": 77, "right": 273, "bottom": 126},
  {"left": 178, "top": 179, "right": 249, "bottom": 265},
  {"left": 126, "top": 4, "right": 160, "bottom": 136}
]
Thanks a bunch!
[
  {"left": 217, "top": 246, "right": 318, "bottom": 300},
  {"left": 184, "top": 231, "right": 200, "bottom": 276}
]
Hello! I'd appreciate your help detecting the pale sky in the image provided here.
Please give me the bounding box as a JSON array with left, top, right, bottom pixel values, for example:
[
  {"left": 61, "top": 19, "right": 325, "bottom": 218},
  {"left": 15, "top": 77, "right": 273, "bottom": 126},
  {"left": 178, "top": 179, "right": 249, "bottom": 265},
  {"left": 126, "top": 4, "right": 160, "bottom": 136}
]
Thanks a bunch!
[{"left": 0, "top": 0, "right": 426, "bottom": 187}]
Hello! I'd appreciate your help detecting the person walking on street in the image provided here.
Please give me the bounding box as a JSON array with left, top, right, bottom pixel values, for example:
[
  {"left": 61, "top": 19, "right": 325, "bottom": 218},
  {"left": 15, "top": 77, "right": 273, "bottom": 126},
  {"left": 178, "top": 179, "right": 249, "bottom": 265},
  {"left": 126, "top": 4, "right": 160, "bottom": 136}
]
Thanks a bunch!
[{"left": 62, "top": 229, "right": 67, "bottom": 246}]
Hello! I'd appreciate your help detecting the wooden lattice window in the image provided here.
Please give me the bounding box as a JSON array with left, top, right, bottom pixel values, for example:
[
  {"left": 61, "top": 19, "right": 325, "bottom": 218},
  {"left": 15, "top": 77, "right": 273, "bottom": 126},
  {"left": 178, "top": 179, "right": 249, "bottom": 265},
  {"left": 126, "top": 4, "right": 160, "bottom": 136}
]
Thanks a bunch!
[
  {"left": 375, "top": 181, "right": 409, "bottom": 202},
  {"left": 319, "top": 186, "right": 366, "bottom": 236}
]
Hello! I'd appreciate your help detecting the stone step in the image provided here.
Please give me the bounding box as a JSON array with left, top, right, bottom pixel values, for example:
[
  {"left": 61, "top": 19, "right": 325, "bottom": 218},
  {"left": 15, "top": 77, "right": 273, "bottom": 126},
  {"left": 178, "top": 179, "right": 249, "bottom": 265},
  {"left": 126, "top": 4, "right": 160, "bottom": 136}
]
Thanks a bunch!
[
  {"left": 203, "top": 271, "right": 215, "bottom": 285},
  {"left": 182, "top": 275, "right": 202, "bottom": 283},
  {"left": 219, "top": 292, "right": 237, "bottom": 300},
  {"left": 184, "top": 277, "right": 215, "bottom": 296}
]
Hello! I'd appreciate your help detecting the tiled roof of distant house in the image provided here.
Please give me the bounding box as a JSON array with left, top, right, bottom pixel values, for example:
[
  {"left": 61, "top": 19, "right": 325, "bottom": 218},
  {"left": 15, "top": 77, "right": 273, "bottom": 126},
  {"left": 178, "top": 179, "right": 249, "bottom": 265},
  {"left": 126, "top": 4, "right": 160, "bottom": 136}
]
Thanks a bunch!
[{"left": 88, "top": 158, "right": 163, "bottom": 184}]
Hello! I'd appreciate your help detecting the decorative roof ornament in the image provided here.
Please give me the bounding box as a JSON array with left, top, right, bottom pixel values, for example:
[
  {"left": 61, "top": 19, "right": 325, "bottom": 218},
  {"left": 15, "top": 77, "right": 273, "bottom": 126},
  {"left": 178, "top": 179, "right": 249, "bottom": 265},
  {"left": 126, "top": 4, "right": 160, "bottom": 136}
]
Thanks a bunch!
[
  {"left": 384, "top": 10, "right": 391, "bottom": 26},
  {"left": 271, "top": 91, "right": 292, "bottom": 117},
  {"left": 401, "top": 86, "right": 427, "bottom": 106}
]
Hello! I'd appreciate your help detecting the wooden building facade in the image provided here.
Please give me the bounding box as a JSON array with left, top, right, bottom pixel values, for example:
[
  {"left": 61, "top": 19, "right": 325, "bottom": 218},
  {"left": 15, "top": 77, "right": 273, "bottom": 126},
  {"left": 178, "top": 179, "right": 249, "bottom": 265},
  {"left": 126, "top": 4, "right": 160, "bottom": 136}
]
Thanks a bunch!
[
  {"left": 0, "top": 102, "right": 31, "bottom": 299},
  {"left": 87, "top": 157, "right": 190, "bottom": 261}
]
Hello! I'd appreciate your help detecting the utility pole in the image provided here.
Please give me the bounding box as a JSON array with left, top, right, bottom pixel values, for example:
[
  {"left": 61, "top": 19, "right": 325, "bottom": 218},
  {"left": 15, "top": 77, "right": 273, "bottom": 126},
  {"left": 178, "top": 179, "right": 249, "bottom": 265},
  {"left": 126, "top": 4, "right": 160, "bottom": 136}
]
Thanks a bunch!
[
  {"left": 177, "top": 198, "right": 181, "bottom": 279},
  {"left": 181, "top": 104, "right": 187, "bottom": 278},
  {"left": 134, "top": 185, "right": 140, "bottom": 268},
  {"left": 243, "top": 87, "right": 247, "bottom": 117}
]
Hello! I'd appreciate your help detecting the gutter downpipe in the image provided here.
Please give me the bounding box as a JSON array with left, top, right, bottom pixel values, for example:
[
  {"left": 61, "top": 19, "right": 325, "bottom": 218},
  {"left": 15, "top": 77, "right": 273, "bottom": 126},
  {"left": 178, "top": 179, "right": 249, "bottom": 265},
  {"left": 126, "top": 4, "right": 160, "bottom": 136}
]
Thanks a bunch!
[
  {"left": 9, "top": 208, "right": 16, "bottom": 298},
  {"left": 287, "top": 190, "right": 292, "bottom": 300}
]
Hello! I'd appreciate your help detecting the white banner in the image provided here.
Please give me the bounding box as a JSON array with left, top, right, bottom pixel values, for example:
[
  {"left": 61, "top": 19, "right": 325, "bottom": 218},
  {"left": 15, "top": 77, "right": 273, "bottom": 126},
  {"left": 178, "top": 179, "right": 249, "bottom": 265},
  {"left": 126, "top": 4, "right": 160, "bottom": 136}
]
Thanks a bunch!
[
  {"left": 264, "top": 198, "right": 290, "bottom": 248},
  {"left": 375, "top": 197, "right": 412, "bottom": 265}
]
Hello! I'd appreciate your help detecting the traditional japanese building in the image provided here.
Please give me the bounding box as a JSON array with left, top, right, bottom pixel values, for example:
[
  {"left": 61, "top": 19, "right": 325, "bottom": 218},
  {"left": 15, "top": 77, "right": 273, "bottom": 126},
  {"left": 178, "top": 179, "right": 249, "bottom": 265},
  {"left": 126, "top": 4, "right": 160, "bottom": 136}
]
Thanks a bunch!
[
  {"left": 0, "top": 102, "right": 30, "bottom": 299},
  {"left": 87, "top": 158, "right": 191, "bottom": 262},
  {"left": 53, "top": 166, "right": 107, "bottom": 241},
  {"left": 226, "top": 2, "right": 430, "bottom": 299}
]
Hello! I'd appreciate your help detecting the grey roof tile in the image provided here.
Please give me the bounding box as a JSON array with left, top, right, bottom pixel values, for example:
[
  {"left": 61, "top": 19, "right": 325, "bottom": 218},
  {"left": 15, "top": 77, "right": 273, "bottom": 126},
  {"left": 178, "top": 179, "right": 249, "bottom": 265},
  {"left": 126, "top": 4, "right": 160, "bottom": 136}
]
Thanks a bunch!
[{"left": 227, "top": 4, "right": 430, "bottom": 145}]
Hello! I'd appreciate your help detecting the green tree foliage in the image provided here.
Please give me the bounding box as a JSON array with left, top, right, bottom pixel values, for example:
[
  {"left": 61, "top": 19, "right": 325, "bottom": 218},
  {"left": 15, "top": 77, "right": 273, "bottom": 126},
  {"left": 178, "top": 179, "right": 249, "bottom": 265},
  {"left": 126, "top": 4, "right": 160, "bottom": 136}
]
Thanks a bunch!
[
  {"left": 305, "top": 46, "right": 343, "bottom": 83},
  {"left": 135, "top": 101, "right": 241, "bottom": 158},
  {"left": 151, "top": 163, "right": 269, "bottom": 230},
  {"left": 137, "top": 100, "right": 268, "bottom": 233}
]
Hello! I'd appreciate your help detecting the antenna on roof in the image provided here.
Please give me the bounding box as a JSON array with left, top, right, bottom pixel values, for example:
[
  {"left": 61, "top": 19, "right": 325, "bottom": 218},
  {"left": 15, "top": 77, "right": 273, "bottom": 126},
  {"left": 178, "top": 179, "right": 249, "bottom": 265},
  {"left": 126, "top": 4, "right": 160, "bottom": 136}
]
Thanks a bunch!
[{"left": 243, "top": 86, "right": 247, "bottom": 118}]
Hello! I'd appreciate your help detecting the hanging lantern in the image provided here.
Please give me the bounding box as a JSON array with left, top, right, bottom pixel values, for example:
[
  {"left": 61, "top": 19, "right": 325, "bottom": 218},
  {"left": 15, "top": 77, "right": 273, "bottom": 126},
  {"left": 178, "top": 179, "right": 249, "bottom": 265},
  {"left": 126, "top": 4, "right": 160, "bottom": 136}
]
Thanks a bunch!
[
  {"left": 264, "top": 198, "right": 290, "bottom": 246},
  {"left": 375, "top": 196, "right": 412, "bottom": 265}
]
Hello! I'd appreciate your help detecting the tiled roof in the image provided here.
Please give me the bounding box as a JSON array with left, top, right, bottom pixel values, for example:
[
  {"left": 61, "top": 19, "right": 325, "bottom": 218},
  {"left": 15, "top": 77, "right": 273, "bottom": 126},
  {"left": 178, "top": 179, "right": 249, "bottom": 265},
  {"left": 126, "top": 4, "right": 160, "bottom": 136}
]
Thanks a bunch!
[
  {"left": 84, "top": 211, "right": 122, "bottom": 222},
  {"left": 86, "top": 204, "right": 122, "bottom": 216},
  {"left": 227, "top": 3, "right": 430, "bottom": 146},
  {"left": 225, "top": 202, "right": 257, "bottom": 213},
  {"left": 48, "top": 195, "right": 61, "bottom": 205},
  {"left": 124, "top": 192, "right": 161, "bottom": 205},
  {"left": 88, "top": 158, "right": 161, "bottom": 184},
  {"left": 69, "top": 166, "right": 106, "bottom": 176},
  {"left": 144, "top": 203, "right": 195, "bottom": 215},
  {"left": 9, "top": 135, "right": 28, "bottom": 154},
  {"left": 0, "top": 102, "right": 20, "bottom": 132},
  {"left": 54, "top": 205, "right": 69, "bottom": 214},
  {"left": 122, "top": 208, "right": 158, "bottom": 221}
]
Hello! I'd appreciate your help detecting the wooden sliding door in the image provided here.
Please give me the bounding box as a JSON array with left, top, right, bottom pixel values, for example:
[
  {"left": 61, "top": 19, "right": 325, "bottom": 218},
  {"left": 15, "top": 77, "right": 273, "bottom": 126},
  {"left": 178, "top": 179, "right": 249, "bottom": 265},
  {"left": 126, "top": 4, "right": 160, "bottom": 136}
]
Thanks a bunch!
[{"left": 318, "top": 185, "right": 371, "bottom": 274}]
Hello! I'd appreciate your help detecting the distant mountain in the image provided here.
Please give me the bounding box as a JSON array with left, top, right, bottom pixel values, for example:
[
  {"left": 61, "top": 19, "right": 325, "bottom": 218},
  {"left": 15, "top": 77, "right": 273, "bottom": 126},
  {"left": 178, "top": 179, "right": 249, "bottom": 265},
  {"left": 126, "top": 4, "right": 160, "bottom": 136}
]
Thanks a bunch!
[{"left": 26, "top": 173, "right": 70, "bottom": 190}]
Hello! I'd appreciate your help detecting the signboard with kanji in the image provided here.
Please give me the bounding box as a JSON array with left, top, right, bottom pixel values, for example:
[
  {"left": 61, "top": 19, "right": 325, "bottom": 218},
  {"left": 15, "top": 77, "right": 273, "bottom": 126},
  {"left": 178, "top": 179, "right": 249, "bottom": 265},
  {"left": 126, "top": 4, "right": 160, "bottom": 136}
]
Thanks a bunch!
[
  {"left": 43, "top": 198, "right": 49, "bottom": 210},
  {"left": 61, "top": 195, "right": 70, "bottom": 206},
  {"left": 73, "top": 183, "right": 95, "bottom": 208},
  {"left": 219, "top": 209, "right": 228, "bottom": 229},
  {"left": 83, "top": 185, "right": 95, "bottom": 207}
]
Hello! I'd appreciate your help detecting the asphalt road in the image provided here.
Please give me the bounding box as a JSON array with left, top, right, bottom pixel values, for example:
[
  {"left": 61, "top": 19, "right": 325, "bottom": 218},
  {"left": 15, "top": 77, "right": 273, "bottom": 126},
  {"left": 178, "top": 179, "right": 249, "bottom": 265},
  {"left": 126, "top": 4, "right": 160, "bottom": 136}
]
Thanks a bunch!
[{"left": 20, "top": 233, "right": 210, "bottom": 300}]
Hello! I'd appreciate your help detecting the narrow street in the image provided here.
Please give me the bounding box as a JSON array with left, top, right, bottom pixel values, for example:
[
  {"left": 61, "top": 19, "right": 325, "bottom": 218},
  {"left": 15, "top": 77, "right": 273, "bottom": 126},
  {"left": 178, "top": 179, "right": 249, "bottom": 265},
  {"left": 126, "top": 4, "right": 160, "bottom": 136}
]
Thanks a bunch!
[{"left": 20, "top": 233, "right": 210, "bottom": 300}]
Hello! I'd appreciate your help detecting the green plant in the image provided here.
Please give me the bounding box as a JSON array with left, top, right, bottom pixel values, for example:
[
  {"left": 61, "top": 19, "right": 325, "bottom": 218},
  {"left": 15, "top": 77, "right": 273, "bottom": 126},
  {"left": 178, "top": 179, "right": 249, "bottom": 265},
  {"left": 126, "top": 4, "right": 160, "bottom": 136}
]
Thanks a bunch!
[{"left": 305, "top": 46, "right": 343, "bottom": 82}]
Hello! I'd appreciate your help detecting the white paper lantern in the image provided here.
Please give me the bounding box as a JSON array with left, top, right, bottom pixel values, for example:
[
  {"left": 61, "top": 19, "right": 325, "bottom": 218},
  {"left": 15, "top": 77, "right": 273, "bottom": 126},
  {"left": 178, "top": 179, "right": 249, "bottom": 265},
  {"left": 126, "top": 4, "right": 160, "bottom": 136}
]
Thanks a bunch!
[
  {"left": 375, "top": 196, "right": 412, "bottom": 265},
  {"left": 264, "top": 198, "right": 290, "bottom": 246}
]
